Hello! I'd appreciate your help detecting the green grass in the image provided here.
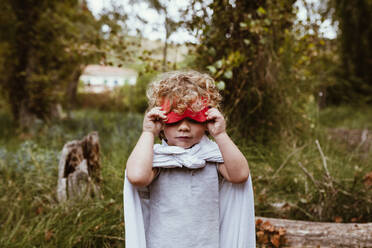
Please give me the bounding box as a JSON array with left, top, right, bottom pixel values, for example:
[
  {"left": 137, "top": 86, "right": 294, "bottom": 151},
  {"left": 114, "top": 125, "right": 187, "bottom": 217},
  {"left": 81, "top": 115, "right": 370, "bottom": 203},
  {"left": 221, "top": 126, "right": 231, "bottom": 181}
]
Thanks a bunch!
[
  {"left": 319, "top": 105, "right": 372, "bottom": 129},
  {"left": 0, "top": 105, "right": 371, "bottom": 247},
  {"left": 0, "top": 110, "right": 143, "bottom": 247},
  {"left": 251, "top": 105, "right": 372, "bottom": 222}
]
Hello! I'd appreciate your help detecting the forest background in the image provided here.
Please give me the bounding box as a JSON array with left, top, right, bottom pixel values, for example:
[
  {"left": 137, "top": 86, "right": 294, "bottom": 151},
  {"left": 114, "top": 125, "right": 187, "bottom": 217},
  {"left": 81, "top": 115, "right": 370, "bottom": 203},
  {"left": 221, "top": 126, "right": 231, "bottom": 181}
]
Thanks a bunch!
[{"left": 0, "top": 0, "right": 371, "bottom": 247}]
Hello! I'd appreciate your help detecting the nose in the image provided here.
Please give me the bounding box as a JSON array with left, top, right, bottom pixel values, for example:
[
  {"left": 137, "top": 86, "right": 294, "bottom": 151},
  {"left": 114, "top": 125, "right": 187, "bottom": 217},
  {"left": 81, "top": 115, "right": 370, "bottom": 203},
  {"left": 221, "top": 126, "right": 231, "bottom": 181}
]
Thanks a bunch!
[{"left": 178, "top": 119, "right": 190, "bottom": 132}]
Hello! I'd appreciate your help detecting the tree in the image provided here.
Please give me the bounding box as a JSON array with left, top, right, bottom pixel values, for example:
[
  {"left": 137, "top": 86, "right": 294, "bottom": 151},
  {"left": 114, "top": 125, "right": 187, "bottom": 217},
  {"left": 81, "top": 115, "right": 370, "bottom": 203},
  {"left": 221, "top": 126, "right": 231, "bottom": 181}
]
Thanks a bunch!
[
  {"left": 326, "top": 0, "right": 372, "bottom": 104},
  {"left": 64, "top": 4, "right": 131, "bottom": 113},
  {"left": 134, "top": 0, "right": 180, "bottom": 71},
  {"left": 0, "top": 0, "right": 105, "bottom": 130},
  {"left": 0, "top": 0, "right": 132, "bottom": 128},
  {"left": 186, "top": 0, "right": 307, "bottom": 142}
]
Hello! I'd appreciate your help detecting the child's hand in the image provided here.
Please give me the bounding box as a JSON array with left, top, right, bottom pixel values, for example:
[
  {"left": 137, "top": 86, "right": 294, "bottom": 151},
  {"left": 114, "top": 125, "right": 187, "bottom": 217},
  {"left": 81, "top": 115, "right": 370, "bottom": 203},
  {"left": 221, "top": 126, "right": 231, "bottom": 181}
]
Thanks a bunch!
[
  {"left": 143, "top": 107, "right": 167, "bottom": 136},
  {"left": 206, "top": 108, "right": 226, "bottom": 138}
]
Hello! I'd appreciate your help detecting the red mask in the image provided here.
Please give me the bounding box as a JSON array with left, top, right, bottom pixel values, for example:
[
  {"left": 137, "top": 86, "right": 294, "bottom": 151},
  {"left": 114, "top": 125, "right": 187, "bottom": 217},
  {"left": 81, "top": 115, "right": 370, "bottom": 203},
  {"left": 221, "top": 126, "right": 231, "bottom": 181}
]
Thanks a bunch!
[{"left": 162, "top": 105, "right": 209, "bottom": 124}]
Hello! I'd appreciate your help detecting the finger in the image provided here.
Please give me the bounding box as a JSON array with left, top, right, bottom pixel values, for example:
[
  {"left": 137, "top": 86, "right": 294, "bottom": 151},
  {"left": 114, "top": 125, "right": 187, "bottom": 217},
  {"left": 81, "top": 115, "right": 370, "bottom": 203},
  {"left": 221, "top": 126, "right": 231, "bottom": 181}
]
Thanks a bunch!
[
  {"left": 206, "top": 108, "right": 220, "bottom": 116},
  {"left": 206, "top": 110, "right": 220, "bottom": 120},
  {"left": 147, "top": 109, "right": 167, "bottom": 120},
  {"left": 206, "top": 114, "right": 216, "bottom": 121},
  {"left": 153, "top": 106, "right": 164, "bottom": 112},
  {"left": 150, "top": 107, "right": 166, "bottom": 114},
  {"left": 148, "top": 113, "right": 167, "bottom": 121},
  {"left": 149, "top": 106, "right": 165, "bottom": 113}
]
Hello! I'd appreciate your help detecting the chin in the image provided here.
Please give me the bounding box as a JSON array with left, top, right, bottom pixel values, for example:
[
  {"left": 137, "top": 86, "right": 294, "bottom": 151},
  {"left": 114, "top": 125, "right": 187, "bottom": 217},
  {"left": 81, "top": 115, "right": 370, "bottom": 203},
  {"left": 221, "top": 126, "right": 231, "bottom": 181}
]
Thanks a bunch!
[
  {"left": 168, "top": 140, "right": 195, "bottom": 148},
  {"left": 176, "top": 142, "right": 193, "bottom": 149}
]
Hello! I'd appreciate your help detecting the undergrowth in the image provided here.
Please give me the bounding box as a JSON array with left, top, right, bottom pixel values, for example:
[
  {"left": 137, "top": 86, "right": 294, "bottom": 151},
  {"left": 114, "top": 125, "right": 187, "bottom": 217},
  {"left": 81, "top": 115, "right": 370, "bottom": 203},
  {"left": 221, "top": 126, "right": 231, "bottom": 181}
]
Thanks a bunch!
[
  {"left": 0, "top": 105, "right": 371, "bottom": 247},
  {"left": 0, "top": 110, "right": 142, "bottom": 247},
  {"left": 251, "top": 105, "right": 372, "bottom": 222}
]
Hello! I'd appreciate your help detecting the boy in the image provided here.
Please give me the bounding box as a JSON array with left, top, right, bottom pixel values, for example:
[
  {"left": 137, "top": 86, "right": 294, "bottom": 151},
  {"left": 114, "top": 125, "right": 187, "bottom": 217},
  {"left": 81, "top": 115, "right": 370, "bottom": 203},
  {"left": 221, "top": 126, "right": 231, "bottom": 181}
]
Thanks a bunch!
[{"left": 124, "top": 70, "right": 255, "bottom": 248}]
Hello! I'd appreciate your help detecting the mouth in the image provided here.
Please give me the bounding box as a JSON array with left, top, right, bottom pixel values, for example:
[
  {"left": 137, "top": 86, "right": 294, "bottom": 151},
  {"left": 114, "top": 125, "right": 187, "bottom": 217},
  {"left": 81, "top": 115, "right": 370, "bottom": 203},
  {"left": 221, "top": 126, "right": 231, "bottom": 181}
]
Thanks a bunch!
[{"left": 176, "top": 136, "right": 191, "bottom": 140}]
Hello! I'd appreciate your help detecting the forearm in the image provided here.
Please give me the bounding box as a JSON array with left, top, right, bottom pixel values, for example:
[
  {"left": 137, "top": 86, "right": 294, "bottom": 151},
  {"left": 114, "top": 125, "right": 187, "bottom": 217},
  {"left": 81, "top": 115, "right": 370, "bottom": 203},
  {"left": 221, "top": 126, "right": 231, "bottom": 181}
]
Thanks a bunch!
[
  {"left": 214, "top": 132, "right": 249, "bottom": 183},
  {"left": 126, "top": 131, "right": 155, "bottom": 186}
]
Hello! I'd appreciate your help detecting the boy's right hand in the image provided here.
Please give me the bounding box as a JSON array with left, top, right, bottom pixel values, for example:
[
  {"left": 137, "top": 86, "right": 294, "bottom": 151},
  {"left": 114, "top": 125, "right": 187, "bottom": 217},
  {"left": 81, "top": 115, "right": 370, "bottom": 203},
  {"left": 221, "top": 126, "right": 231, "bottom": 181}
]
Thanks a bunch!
[{"left": 143, "top": 107, "right": 167, "bottom": 136}]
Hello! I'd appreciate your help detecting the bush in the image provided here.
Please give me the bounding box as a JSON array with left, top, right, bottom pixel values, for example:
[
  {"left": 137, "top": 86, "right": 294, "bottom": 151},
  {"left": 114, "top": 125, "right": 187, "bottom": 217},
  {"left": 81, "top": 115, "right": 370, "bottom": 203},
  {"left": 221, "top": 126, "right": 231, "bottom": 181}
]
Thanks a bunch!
[
  {"left": 120, "top": 71, "right": 158, "bottom": 113},
  {"left": 75, "top": 92, "right": 125, "bottom": 112},
  {"left": 251, "top": 105, "right": 372, "bottom": 222},
  {"left": 74, "top": 71, "right": 158, "bottom": 113}
]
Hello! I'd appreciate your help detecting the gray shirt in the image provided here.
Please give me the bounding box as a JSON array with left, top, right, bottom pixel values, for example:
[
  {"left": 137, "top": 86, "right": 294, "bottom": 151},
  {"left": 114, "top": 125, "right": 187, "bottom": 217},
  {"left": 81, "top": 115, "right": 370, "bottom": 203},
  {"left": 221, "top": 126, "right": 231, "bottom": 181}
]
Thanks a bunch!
[{"left": 145, "top": 163, "right": 220, "bottom": 248}]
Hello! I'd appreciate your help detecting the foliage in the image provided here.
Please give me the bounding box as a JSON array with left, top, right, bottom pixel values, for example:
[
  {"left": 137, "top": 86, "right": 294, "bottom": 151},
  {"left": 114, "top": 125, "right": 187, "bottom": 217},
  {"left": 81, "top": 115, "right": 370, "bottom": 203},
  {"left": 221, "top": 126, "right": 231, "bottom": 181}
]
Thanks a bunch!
[
  {"left": 319, "top": 105, "right": 372, "bottom": 129},
  {"left": 120, "top": 71, "right": 158, "bottom": 113},
  {"left": 131, "top": 0, "right": 183, "bottom": 71},
  {"left": 75, "top": 92, "right": 127, "bottom": 112},
  {"left": 64, "top": 4, "right": 135, "bottom": 114},
  {"left": 256, "top": 218, "right": 286, "bottom": 247},
  {"left": 326, "top": 0, "right": 372, "bottom": 104},
  {"left": 0, "top": 0, "right": 134, "bottom": 130},
  {"left": 96, "top": 5, "right": 135, "bottom": 66},
  {"left": 0, "top": 0, "right": 105, "bottom": 130},
  {"left": 146, "top": 0, "right": 181, "bottom": 70},
  {"left": 251, "top": 105, "right": 372, "bottom": 223},
  {"left": 184, "top": 0, "right": 329, "bottom": 143},
  {"left": 74, "top": 70, "right": 157, "bottom": 113}
]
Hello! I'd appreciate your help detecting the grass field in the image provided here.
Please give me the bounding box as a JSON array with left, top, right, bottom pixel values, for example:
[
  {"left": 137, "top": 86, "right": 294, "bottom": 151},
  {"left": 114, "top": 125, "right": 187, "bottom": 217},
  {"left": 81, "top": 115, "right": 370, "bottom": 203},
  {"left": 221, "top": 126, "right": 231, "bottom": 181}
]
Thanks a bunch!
[{"left": 0, "top": 106, "right": 371, "bottom": 247}]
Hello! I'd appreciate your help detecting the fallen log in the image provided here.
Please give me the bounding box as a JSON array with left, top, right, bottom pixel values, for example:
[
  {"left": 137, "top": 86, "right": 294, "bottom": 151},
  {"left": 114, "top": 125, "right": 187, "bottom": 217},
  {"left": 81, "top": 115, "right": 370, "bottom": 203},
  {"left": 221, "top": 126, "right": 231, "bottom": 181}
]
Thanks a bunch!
[
  {"left": 57, "top": 132, "right": 102, "bottom": 202},
  {"left": 256, "top": 216, "right": 372, "bottom": 247}
]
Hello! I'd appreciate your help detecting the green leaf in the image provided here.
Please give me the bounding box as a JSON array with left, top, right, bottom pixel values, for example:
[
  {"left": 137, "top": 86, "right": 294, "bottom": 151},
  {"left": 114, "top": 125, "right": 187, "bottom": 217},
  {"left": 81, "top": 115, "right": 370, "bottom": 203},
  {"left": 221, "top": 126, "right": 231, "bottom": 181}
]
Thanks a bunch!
[
  {"left": 224, "top": 70, "right": 233, "bottom": 79},
  {"left": 244, "top": 39, "right": 251, "bottom": 45},
  {"left": 215, "top": 59, "right": 223, "bottom": 69},
  {"left": 239, "top": 22, "right": 248, "bottom": 28},
  {"left": 208, "top": 47, "right": 216, "bottom": 56},
  {"left": 216, "top": 81, "right": 225, "bottom": 90},
  {"left": 207, "top": 65, "right": 217, "bottom": 74},
  {"left": 257, "top": 7, "right": 266, "bottom": 16}
]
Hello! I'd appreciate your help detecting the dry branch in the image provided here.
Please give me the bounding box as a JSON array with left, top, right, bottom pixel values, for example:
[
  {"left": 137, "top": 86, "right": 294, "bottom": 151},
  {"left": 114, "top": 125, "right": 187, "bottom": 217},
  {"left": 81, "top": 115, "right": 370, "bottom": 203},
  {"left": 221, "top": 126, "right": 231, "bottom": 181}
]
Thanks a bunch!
[{"left": 315, "top": 140, "right": 332, "bottom": 183}]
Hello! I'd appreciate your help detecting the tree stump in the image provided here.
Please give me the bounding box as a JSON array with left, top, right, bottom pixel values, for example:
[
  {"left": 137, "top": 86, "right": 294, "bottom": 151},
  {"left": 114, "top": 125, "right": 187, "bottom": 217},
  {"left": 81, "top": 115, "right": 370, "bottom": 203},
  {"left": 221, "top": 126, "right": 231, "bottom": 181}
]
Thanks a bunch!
[
  {"left": 57, "top": 132, "right": 102, "bottom": 202},
  {"left": 256, "top": 216, "right": 372, "bottom": 247}
]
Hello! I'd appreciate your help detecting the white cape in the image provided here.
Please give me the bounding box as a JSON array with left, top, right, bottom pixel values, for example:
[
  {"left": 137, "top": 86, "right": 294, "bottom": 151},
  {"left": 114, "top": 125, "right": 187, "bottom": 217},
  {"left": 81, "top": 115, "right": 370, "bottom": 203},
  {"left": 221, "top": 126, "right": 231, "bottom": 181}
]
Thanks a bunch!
[{"left": 124, "top": 136, "right": 256, "bottom": 247}]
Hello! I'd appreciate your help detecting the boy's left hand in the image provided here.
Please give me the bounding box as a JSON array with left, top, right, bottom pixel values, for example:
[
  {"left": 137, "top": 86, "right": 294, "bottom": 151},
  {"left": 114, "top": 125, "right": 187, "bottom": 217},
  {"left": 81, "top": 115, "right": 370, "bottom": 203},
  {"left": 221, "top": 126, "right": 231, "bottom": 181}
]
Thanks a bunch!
[{"left": 206, "top": 108, "right": 226, "bottom": 138}]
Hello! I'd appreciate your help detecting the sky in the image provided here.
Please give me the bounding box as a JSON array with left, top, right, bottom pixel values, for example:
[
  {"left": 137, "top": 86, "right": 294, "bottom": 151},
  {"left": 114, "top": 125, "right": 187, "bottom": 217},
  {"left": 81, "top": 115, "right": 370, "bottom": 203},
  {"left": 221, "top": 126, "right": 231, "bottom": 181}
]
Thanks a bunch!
[
  {"left": 294, "top": 0, "right": 337, "bottom": 38},
  {"left": 87, "top": 0, "right": 198, "bottom": 43},
  {"left": 86, "top": 0, "right": 337, "bottom": 44}
]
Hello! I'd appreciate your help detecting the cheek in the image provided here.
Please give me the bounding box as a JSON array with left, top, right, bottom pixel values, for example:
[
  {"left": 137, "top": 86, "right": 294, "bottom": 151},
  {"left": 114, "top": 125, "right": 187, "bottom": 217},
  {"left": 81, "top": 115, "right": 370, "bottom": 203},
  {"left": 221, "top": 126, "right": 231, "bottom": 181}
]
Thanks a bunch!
[
  {"left": 163, "top": 126, "right": 175, "bottom": 137},
  {"left": 193, "top": 124, "right": 207, "bottom": 136}
]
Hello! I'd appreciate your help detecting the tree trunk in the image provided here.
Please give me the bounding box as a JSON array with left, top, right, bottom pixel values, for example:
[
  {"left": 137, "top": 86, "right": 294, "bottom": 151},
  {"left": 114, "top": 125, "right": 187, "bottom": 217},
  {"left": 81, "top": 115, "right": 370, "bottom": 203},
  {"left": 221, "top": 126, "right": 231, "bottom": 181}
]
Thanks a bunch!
[
  {"left": 18, "top": 100, "right": 37, "bottom": 131},
  {"left": 162, "top": 15, "right": 170, "bottom": 71},
  {"left": 162, "top": 36, "right": 168, "bottom": 71},
  {"left": 57, "top": 132, "right": 102, "bottom": 202},
  {"left": 65, "top": 65, "right": 84, "bottom": 117},
  {"left": 256, "top": 216, "right": 372, "bottom": 247}
]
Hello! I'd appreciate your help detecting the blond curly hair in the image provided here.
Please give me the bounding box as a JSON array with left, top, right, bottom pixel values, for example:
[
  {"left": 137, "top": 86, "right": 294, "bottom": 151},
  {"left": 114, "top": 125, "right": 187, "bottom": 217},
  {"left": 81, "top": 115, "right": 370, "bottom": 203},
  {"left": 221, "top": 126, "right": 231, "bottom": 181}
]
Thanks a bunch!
[{"left": 146, "top": 70, "right": 222, "bottom": 114}]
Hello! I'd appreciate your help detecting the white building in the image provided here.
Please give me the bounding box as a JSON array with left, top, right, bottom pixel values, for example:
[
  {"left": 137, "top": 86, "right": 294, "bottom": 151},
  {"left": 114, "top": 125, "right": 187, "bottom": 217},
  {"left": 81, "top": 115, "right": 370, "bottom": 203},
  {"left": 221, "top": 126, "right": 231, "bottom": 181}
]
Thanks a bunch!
[{"left": 80, "top": 65, "right": 138, "bottom": 93}]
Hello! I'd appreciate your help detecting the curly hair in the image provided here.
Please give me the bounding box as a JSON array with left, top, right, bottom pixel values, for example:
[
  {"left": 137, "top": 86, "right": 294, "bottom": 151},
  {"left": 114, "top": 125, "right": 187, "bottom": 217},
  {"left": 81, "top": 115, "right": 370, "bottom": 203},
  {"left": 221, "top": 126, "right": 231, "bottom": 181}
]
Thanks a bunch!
[{"left": 146, "top": 70, "right": 222, "bottom": 114}]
